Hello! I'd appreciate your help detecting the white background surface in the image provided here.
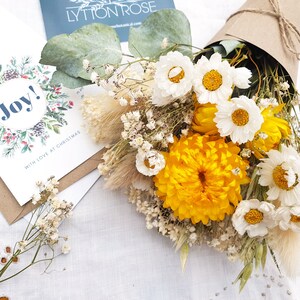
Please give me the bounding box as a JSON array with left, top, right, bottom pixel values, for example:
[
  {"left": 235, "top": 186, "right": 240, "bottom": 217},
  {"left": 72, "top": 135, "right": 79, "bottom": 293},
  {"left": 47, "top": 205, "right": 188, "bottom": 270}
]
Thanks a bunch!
[{"left": 0, "top": 1, "right": 300, "bottom": 299}]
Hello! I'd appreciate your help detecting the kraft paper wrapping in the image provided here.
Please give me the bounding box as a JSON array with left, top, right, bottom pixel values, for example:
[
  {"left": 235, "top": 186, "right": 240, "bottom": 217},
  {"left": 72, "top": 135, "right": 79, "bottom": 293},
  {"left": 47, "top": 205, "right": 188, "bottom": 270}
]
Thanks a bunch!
[
  {"left": 208, "top": 0, "right": 300, "bottom": 84},
  {"left": 0, "top": 150, "right": 103, "bottom": 224}
]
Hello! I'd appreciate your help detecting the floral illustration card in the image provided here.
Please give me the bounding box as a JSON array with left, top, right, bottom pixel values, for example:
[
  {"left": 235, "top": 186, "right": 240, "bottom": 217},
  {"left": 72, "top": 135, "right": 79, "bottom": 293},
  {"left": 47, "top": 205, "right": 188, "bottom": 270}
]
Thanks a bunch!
[
  {"left": 40, "top": 0, "right": 175, "bottom": 42},
  {"left": 0, "top": 58, "right": 103, "bottom": 206}
]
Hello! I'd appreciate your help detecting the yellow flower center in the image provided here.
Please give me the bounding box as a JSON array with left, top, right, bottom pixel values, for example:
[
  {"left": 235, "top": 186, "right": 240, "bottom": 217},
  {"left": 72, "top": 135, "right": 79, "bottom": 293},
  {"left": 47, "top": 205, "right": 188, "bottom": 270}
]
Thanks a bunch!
[
  {"left": 168, "top": 66, "right": 185, "bottom": 83},
  {"left": 198, "top": 171, "right": 206, "bottom": 191},
  {"left": 202, "top": 70, "right": 223, "bottom": 91},
  {"left": 290, "top": 214, "right": 300, "bottom": 223},
  {"left": 272, "top": 165, "right": 289, "bottom": 190},
  {"left": 231, "top": 109, "right": 249, "bottom": 126},
  {"left": 244, "top": 209, "right": 264, "bottom": 224}
]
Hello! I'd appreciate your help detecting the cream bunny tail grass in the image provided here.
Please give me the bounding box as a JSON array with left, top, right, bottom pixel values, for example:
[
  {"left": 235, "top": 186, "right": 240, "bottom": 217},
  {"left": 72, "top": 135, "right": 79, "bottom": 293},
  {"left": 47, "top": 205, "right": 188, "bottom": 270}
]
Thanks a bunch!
[
  {"left": 81, "top": 94, "right": 129, "bottom": 145},
  {"left": 269, "top": 227, "right": 300, "bottom": 277}
]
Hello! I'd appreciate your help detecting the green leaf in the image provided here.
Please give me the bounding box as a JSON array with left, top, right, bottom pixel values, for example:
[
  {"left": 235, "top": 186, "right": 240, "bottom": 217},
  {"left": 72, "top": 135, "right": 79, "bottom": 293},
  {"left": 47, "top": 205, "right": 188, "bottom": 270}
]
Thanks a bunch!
[
  {"left": 50, "top": 70, "right": 91, "bottom": 89},
  {"left": 180, "top": 242, "right": 189, "bottom": 272},
  {"left": 255, "top": 243, "right": 263, "bottom": 269},
  {"left": 236, "top": 263, "right": 253, "bottom": 292},
  {"left": 261, "top": 241, "right": 268, "bottom": 269},
  {"left": 40, "top": 23, "right": 122, "bottom": 80},
  {"left": 219, "top": 40, "right": 243, "bottom": 56},
  {"left": 211, "top": 45, "right": 226, "bottom": 57},
  {"left": 128, "top": 9, "right": 192, "bottom": 59}
]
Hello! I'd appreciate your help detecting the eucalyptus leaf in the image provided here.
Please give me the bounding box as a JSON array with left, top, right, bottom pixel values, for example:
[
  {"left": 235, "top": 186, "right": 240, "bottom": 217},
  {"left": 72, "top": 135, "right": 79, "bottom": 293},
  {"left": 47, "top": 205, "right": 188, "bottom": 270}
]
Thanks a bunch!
[
  {"left": 50, "top": 70, "right": 91, "bottom": 89},
  {"left": 40, "top": 23, "right": 122, "bottom": 80},
  {"left": 219, "top": 40, "right": 243, "bottom": 56},
  {"left": 211, "top": 45, "right": 226, "bottom": 57},
  {"left": 128, "top": 9, "right": 192, "bottom": 59}
]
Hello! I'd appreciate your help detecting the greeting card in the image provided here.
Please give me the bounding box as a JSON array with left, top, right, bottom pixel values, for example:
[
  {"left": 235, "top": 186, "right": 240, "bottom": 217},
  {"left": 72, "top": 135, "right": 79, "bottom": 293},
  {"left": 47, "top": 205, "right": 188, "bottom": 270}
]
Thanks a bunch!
[
  {"left": 0, "top": 6, "right": 103, "bottom": 223},
  {"left": 0, "top": 58, "right": 103, "bottom": 206}
]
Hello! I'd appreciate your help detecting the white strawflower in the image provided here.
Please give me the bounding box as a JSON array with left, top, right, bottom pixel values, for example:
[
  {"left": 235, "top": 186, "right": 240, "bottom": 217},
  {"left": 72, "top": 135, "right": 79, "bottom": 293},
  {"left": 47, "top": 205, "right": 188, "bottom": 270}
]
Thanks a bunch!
[
  {"left": 214, "top": 95, "right": 263, "bottom": 144},
  {"left": 135, "top": 149, "right": 165, "bottom": 176},
  {"left": 258, "top": 145, "right": 300, "bottom": 205},
  {"left": 276, "top": 206, "right": 300, "bottom": 232},
  {"left": 231, "top": 66, "right": 252, "bottom": 89},
  {"left": 152, "top": 51, "right": 194, "bottom": 105},
  {"left": 232, "top": 199, "right": 276, "bottom": 237},
  {"left": 193, "top": 52, "right": 233, "bottom": 104}
]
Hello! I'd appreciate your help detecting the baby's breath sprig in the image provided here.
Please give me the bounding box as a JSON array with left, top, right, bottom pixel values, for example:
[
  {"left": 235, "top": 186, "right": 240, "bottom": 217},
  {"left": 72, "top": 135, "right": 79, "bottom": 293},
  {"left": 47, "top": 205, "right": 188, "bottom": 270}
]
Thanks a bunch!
[{"left": 0, "top": 177, "right": 73, "bottom": 283}]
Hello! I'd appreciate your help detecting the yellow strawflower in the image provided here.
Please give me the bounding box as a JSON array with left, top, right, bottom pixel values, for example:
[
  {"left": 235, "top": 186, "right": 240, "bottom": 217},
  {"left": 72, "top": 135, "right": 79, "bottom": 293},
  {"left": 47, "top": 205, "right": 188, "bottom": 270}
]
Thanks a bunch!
[
  {"left": 246, "top": 104, "right": 291, "bottom": 159},
  {"left": 192, "top": 103, "right": 219, "bottom": 135},
  {"left": 154, "top": 134, "right": 249, "bottom": 224}
]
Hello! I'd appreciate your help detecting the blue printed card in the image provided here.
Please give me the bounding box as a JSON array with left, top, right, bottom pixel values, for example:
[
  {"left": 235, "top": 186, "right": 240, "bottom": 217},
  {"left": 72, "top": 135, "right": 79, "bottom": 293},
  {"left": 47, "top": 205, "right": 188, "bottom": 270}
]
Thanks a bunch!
[{"left": 40, "top": 0, "right": 175, "bottom": 42}]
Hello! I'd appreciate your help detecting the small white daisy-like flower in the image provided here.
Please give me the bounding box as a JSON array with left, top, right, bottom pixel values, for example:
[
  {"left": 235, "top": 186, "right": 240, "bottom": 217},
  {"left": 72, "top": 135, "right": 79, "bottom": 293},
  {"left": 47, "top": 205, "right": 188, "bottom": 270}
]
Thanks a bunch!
[
  {"left": 61, "top": 243, "right": 71, "bottom": 254},
  {"left": 161, "top": 37, "right": 169, "bottom": 49},
  {"left": 258, "top": 97, "right": 278, "bottom": 108},
  {"left": 276, "top": 206, "right": 300, "bottom": 232},
  {"left": 240, "top": 148, "right": 252, "bottom": 158},
  {"left": 135, "top": 149, "right": 165, "bottom": 176},
  {"left": 214, "top": 95, "right": 263, "bottom": 144},
  {"left": 279, "top": 81, "right": 290, "bottom": 91},
  {"left": 231, "top": 167, "right": 241, "bottom": 175},
  {"left": 119, "top": 97, "right": 128, "bottom": 106},
  {"left": 104, "top": 64, "right": 114, "bottom": 75},
  {"left": 193, "top": 52, "right": 233, "bottom": 104},
  {"left": 18, "top": 240, "right": 29, "bottom": 251},
  {"left": 258, "top": 145, "right": 300, "bottom": 205},
  {"left": 129, "top": 135, "right": 144, "bottom": 149},
  {"left": 166, "top": 134, "right": 174, "bottom": 144},
  {"left": 32, "top": 193, "right": 41, "bottom": 205},
  {"left": 90, "top": 71, "right": 99, "bottom": 83},
  {"left": 258, "top": 132, "right": 268, "bottom": 139},
  {"left": 141, "top": 141, "right": 153, "bottom": 152},
  {"left": 152, "top": 51, "right": 194, "bottom": 105},
  {"left": 231, "top": 66, "right": 252, "bottom": 89},
  {"left": 82, "top": 59, "right": 90, "bottom": 70},
  {"left": 232, "top": 199, "right": 276, "bottom": 237}
]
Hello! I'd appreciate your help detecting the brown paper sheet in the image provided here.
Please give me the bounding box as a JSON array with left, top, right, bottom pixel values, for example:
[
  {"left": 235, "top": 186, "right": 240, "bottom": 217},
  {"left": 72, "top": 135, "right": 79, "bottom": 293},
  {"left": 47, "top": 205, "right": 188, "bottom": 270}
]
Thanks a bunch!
[
  {"left": 207, "top": 0, "right": 300, "bottom": 84},
  {"left": 0, "top": 150, "right": 104, "bottom": 224}
]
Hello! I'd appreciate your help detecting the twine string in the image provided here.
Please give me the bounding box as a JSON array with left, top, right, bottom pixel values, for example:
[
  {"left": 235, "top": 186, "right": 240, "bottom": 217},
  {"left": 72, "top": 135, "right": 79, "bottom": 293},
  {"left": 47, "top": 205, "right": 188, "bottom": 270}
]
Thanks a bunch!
[{"left": 228, "top": 0, "right": 300, "bottom": 60}]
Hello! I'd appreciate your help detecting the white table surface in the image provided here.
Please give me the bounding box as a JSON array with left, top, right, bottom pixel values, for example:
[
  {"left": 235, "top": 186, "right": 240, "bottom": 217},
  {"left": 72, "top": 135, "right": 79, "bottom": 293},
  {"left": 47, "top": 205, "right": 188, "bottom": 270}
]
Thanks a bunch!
[{"left": 0, "top": 1, "right": 300, "bottom": 299}]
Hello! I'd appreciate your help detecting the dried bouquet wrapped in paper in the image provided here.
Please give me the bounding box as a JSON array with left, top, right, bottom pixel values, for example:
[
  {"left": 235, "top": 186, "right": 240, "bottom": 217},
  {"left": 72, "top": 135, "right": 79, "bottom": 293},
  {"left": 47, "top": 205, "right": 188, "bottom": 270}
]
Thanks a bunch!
[{"left": 39, "top": 0, "right": 300, "bottom": 290}]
